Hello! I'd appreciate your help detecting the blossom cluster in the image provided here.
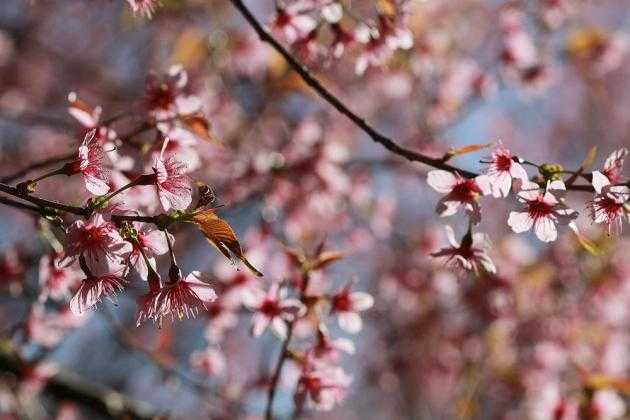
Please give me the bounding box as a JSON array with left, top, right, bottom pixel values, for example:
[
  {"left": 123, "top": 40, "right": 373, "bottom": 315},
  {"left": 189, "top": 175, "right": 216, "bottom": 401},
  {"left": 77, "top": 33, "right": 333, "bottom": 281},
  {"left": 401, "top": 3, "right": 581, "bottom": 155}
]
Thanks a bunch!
[{"left": 428, "top": 145, "right": 628, "bottom": 275}]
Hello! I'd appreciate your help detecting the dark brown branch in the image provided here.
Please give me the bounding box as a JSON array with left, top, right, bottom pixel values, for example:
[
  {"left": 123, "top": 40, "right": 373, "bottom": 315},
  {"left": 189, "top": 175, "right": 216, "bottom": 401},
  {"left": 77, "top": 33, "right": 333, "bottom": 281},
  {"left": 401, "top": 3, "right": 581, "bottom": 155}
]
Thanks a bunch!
[
  {"left": 0, "top": 342, "right": 159, "bottom": 419},
  {"left": 1, "top": 153, "right": 75, "bottom": 184},
  {"left": 229, "top": 0, "right": 476, "bottom": 178},
  {"left": 0, "top": 183, "right": 88, "bottom": 216},
  {"left": 228, "top": 0, "right": 597, "bottom": 193}
]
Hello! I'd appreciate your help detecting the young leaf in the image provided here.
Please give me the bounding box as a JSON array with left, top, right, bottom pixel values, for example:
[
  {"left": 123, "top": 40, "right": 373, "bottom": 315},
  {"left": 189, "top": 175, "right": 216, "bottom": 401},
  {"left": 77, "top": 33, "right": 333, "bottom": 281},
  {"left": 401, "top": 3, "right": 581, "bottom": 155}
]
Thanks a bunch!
[
  {"left": 191, "top": 210, "right": 263, "bottom": 277},
  {"left": 443, "top": 143, "right": 492, "bottom": 161}
]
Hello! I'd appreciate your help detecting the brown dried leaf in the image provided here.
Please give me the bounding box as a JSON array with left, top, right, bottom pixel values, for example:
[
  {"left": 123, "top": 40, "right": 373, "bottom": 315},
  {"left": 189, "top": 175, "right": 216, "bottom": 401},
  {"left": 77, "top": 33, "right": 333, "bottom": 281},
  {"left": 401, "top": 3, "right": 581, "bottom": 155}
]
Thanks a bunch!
[
  {"left": 181, "top": 115, "right": 223, "bottom": 147},
  {"left": 191, "top": 210, "right": 263, "bottom": 277}
]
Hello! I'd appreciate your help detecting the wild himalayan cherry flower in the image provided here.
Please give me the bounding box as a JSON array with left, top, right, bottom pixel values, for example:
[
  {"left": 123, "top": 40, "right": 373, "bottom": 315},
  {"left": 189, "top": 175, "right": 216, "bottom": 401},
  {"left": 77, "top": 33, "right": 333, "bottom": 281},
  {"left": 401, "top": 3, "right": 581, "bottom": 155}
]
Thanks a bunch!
[
  {"left": 426, "top": 170, "right": 492, "bottom": 224},
  {"left": 600, "top": 148, "right": 628, "bottom": 184},
  {"left": 311, "top": 326, "right": 355, "bottom": 362},
  {"left": 145, "top": 65, "right": 201, "bottom": 120},
  {"left": 65, "top": 129, "right": 110, "bottom": 196},
  {"left": 482, "top": 145, "right": 528, "bottom": 197},
  {"left": 126, "top": 0, "right": 157, "bottom": 19},
  {"left": 38, "top": 252, "right": 82, "bottom": 302},
  {"left": 143, "top": 271, "right": 217, "bottom": 325},
  {"left": 63, "top": 213, "right": 132, "bottom": 276},
  {"left": 269, "top": 6, "right": 317, "bottom": 44},
  {"left": 245, "top": 282, "right": 306, "bottom": 339},
  {"left": 189, "top": 348, "right": 226, "bottom": 377},
  {"left": 508, "top": 180, "right": 577, "bottom": 242},
  {"left": 152, "top": 139, "right": 193, "bottom": 211},
  {"left": 589, "top": 171, "right": 629, "bottom": 234},
  {"left": 431, "top": 225, "right": 496, "bottom": 274},
  {"left": 294, "top": 361, "right": 352, "bottom": 411},
  {"left": 588, "top": 389, "right": 627, "bottom": 419},
  {"left": 70, "top": 265, "right": 127, "bottom": 315},
  {"left": 128, "top": 227, "right": 170, "bottom": 280},
  {"left": 330, "top": 283, "right": 374, "bottom": 334}
]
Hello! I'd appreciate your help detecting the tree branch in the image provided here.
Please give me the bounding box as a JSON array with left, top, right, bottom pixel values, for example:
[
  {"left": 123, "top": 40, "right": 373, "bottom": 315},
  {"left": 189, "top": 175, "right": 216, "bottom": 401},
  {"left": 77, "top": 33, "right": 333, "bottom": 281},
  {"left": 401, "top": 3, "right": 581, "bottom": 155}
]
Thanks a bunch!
[
  {"left": 227, "top": 0, "right": 596, "bottom": 193},
  {"left": 0, "top": 342, "right": 159, "bottom": 419}
]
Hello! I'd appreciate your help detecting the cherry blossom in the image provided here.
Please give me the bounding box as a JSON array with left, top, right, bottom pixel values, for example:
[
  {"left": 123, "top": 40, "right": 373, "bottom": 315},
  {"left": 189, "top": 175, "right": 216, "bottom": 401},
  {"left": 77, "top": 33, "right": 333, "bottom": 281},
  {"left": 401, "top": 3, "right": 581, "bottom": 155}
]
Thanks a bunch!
[
  {"left": 145, "top": 65, "right": 201, "bottom": 120},
  {"left": 152, "top": 138, "right": 193, "bottom": 211},
  {"left": 144, "top": 271, "right": 217, "bottom": 325},
  {"left": 269, "top": 6, "right": 317, "bottom": 45},
  {"left": 65, "top": 129, "right": 110, "bottom": 196},
  {"left": 482, "top": 145, "right": 529, "bottom": 198},
  {"left": 427, "top": 170, "right": 492, "bottom": 224},
  {"left": 294, "top": 361, "right": 352, "bottom": 411},
  {"left": 190, "top": 347, "right": 226, "bottom": 376},
  {"left": 310, "top": 325, "right": 355, "bottom": 362},
  {"left": 38, "top": 252, "right": 82, "bottom": 302},
  {"left": 244, "top": 282, "right": 306, "bottom": 339},
  {"left": 431, "top": 225, "right": 496, "bottom": 274},
  {"left": 128, "top": 226, "right": 170, "bottom": 280},
  {"left": 70, "top": 266, "right": 127, "bottom": 315},
  {"left": 589, "top": 171, "right": 629, "bottom": 234},
  {"left": 508, "top": 180, "right": 577, "bottom": 242},
  {"left": 330, "top": 283, "right": 373, "bottom": 334},
  {"left": 600, "top": 148, "right": 628, "bottom": 184},
  {"left": 62, "top": 213, "right": 132, "bottom": 276}
]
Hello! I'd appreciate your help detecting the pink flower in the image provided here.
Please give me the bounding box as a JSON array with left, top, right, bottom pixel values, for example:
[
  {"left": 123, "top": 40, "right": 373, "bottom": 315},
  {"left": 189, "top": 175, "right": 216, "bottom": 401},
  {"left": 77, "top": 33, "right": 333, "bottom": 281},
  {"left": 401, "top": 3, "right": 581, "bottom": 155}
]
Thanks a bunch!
[
  {"left": 482, "top": 145, "right": 528, "bottom": 197},
  {"left": 152, "top": 139, "right": 193, "bottom": 211},
  {"left": 589, "top": 171, "right": 629, "bottom": 234},
  {"left": 269, "top": 6, "right": 317, "bottom": 44},
  {"left": 126, "top": 0, "right": 158, "bottom": 19},
  {"left": 145, "top": 65, "right": 201, "bottom": 119},
  {"left": 144, "top": 271, "right": 217, "bottom": 326},
  {"left": 311, "top": 325, "right": 355, "bottom": 362},
  {"left": 508, "top": 180, "right": 577, "bottom": 242},
  {"left": 294, "top": 362, "right": 352, "bottom": 411},
  {"left": 38, "top": 252, "right": 82, "bottom": 302},
  {"left": 204, "top": 301, "right": 239, "bottom": 342},
  {"left": 189, "top": 347, "right": 226, "bottom": 376},
  {"left": 600, "top": 148, "right": 628, "bottom": 184},
  {"left": 65, "top": 129, "right": 110, "bottom": 196},
  {"left": 330, "top": 283, "right": 373, "bottom": 334},
  {"left": 63, "top": 213, "right": 132, "bottom": 276},
  {"left": 128, "top": 226, "right": 169, "bottom": 279},
  {"left": 70, "top": 266, "right": 127, "bottom": 315},
  {"left": 427, "top": 170, "right": 492, "bottom": 224},
  {"left": 245, "top": 282, "right": 305, "bottom": 339},
  {"left": 431, "top": 225, "right": 496, "bottom": 274}
]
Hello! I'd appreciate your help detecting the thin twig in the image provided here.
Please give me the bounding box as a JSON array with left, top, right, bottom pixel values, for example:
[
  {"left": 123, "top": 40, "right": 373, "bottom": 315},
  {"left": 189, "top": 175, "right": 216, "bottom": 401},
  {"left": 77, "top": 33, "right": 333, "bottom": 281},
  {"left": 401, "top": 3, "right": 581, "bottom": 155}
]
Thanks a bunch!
[{"left": 227, "top": 0, "right": 597, "bottom": 193}]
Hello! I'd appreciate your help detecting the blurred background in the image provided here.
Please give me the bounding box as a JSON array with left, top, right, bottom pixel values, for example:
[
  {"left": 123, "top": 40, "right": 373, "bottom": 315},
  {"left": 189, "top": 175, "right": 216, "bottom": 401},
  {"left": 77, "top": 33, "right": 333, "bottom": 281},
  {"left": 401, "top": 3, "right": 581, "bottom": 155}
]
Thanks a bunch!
[{"left": 0, "top": 0, "right": 629, "bottom": 419}]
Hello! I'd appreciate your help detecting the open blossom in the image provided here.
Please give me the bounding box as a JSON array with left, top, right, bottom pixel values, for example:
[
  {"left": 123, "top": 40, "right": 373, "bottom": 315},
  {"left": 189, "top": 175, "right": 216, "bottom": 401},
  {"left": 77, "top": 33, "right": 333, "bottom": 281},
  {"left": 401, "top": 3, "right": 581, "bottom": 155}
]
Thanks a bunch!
[
  {"left": 311, "top": 325, "right": 355, "bottom": 362},
  {"left": 190, "top": 347, "right": 226, "bottom": 377},
  {"left": 427, "top": 170, "right": 492, "bottom": 224},
  {"left": 294, "top": 361, "right": 352, "bottom": 411},
  {"left": 269, "top": 6, "right": 317, "bottom": 44},
  {"left": 588, "top": 389, "right": 627, "bottom": 419},
  {"left": 152, "top": 139, "right": 193, "bottom": 211},
  {"left": 128, "top": 226, "right": 169, "bottom": 280},
  {"left": 145, "top": 65, "right": 201, "bottom": 120},
  {"left": 482, "top": 145, "right": 528, "bottom": 197},
  {"left": 431, "top": 225, "right": 496, "bottom": 274},
  {"left": 330, "top": 283, "right": 373, "bottom": 334},
  {"left": 589, "top": 171, "right": 629, "bottom": 234},
  {"left": 143, "top": 271, "right": 217, "bottom": 325},
  {"left": 63, "top": 213, "right": 132, "bottom": 275},
  {"left": 508, "top": 180, "right": 577, "bottom": 242},
  {"left": 38, "top": 252, "right": 82, "bottom": 302},
  {"left": 600, "top": 148, "right": 628, "bottom": 184},
  {"left": 245, "top": 282, "right": 305, "bottom": 339},
  {"left": 65, "top": 129, "right": 110, "bottom": 196},
  {"left": 70, "top": 267, "right": 127, "bottom": 315}
]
